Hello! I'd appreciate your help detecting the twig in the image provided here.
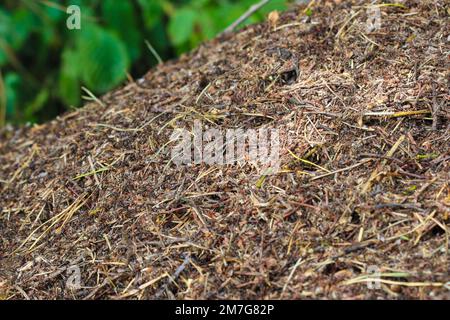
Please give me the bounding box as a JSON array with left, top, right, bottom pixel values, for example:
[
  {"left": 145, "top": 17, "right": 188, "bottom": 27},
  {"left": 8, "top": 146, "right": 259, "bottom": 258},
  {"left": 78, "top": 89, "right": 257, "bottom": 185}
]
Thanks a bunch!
[
  {"left": 222, "top": 0, "right": 271, "bottom": 34},
  {"left": 363, "top": 109, "right": 430, "bottom": 117},
  {"left": 288, "top": 149, "right": 331, "bottom": 173},
  {"left": 311, "top": 159, "right": 372, "bottom": 181},
  {"left": 362, "top": 135, "right": 405, "bottom": 193},
  {"left": 145, "top": 39, "right": 163, "bottom": 65},
  {"left": 88, "top": 155, "right": 101, "bottom": 190},
  {"left": 155, "top": 253, "right": 191, "bottom": 299},
  {"left": 81, "top": 87, "right": 105, "bottom": 107},
  {"left": 281, "top": 256, "right": 304, "bottom": 298},
  {"left": 431, "top": 82, "right": 441, "bottom": 130}
]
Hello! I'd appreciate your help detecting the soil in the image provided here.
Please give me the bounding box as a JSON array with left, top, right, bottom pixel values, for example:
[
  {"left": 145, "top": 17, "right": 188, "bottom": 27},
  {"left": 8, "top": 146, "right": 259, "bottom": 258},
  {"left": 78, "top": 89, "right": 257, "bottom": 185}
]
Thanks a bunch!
[{"left": 0, "top": 0, "right": 449, "bottom": 299}]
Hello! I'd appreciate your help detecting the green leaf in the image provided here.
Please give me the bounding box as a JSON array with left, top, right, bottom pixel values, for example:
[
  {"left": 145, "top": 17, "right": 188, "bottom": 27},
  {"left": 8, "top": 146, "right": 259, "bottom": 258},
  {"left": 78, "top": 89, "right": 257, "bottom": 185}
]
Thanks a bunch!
[
  {"left": 42, "top": 3, "right": 65, "bottom": 22},
  {"left": 148, "top": 21, "right": 170, "bottom": 60},
  {"left": 4, "top": 72, "right": 21, "bottom": 117},
  {"left": 0, "top": 8, "right": 11, "bottom": 36},
  {"left": 102, "top": 0, "right": 141, "bottom": 61},
  {"left": 305, "top": 8, "right": 313, "bottom": 17},
  {"left": 0, "top": 48, "right": 6, "bottom": 67},
  {"left": 137, "top": 0, "right": 163, "bottom": 30},
  {"left": 0, "top": 9, "right": 11, "bottom": 65},
  {"left": 76, "top": 24, "right": 129, "bottom": 93},
  {"left": 212, "top": 4, "right": 246, "bottom": 30},
  {"left": 191, "top": 0, "right": 211, "bottom": 8},
  {"left": 24, "top": 89, "right": 49, "bottom": 121},
  {"left": 59, "top": 48, "right": 81, "bottom": 106},
  {"left": 168, "top": 8, "right": 197, "bottom": 46},
  {"left": 198, "top": 11, "right": 217, "bottom": 39},
  {"left": 10, "top": 9, "right": 36, "bottom": 50}
]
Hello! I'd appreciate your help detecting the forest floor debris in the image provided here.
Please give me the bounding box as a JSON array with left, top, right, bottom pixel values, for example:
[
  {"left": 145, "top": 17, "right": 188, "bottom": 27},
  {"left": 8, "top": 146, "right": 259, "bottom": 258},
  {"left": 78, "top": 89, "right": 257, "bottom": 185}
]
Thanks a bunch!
[{"left": 0, "top": 0, "right": 449, "bottom": 299}]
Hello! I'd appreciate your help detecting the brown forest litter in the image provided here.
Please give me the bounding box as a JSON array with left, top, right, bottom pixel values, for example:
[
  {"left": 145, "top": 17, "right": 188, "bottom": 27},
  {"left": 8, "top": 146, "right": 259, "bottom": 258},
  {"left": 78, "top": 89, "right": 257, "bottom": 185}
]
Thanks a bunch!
[{"left": 0, "top": 0, "right": 449, "bottom": 299}]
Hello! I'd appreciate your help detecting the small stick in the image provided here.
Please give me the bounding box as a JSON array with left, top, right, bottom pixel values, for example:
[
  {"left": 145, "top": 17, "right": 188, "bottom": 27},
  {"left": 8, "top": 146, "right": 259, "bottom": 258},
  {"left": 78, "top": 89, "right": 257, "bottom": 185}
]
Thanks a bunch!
[
  {"left": 311, "top": 159, "right": 372, "bottom": 181},
  {"left": 363, "top": 109, "right": 430, "bottom": 117},
  {"left": 155, "top": 254, "right": 191, "bottom": 299},
  {"left": 81, "top": 87, "right": 105, "bottom": 107},
  {"left": 88, "top": 155, "right": 101, "bottom": 190},
  {"left": 222, "top": 0, "right": 271, "bottom": 34},
  {"left": 145, "top": 40, "right": 163, "bottom": 65},
  {"left": 362, "top": 135, "right": 405, "bottom": 193},
  {"left": 281, "top": 256, "right": 304, "bottom": 298},
  {"left": 431, "top": 82, "right": 440, "bottom": 131}
]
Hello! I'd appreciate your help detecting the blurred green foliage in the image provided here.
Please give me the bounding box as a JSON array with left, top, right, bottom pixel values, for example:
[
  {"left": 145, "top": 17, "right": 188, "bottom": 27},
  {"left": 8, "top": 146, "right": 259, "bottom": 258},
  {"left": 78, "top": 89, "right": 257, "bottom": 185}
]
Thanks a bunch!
[{"left": 0, "top": 0, "right": 289, "bottom": 126}]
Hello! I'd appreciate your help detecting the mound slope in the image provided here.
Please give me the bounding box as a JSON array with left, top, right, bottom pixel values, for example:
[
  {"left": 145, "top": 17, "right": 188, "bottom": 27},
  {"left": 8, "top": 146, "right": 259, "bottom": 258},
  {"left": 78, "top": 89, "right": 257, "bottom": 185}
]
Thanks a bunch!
[{"left": 0, "top": 0, "right": 449, "bottom": 299}]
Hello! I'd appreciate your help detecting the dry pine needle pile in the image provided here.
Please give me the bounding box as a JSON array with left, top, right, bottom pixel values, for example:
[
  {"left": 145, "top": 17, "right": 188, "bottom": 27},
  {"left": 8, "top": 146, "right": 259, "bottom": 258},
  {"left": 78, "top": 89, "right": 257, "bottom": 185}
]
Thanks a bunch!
[{"left": 0, "top": 0, "right": 449, "bottom": 299}]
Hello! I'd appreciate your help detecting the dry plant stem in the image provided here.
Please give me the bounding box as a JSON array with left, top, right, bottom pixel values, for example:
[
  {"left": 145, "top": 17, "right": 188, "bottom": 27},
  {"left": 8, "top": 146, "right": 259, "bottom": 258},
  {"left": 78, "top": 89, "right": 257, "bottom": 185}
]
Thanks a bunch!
[
  {"left": 222, "top": 0, "right": 271, "bottom": 34},
  {"left": 0, "top": 0, "right": 448, "bottom": 300}
]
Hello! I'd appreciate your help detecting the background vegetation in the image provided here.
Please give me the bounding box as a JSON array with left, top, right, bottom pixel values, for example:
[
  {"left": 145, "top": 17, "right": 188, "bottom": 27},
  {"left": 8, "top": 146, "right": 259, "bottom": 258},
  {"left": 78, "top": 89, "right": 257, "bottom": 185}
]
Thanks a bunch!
[{"left": 0, "top": 0, "right": 291, "bottom": 126}]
